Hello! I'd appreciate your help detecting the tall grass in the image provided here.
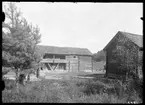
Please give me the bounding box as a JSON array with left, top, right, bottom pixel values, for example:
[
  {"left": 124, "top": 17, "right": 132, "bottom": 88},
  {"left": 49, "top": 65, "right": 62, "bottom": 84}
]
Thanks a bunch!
[{"left": 2, "top": 77, "right": 142, "bottom": 103}]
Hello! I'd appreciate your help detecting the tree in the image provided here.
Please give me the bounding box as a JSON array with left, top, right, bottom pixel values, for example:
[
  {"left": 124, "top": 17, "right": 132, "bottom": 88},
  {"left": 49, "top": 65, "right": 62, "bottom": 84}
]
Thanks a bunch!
[
  {"left": 112, "top": 35, "right": 142, "bottom": 98},
  {"left": 112, "top": 36, "right": 139, "bottom": 80},
  {"left": 92, "top": 50, "right": 106, "bottom": 62},
  {"left": 2, "top": 2, "right": 41, "bottom": 89}
]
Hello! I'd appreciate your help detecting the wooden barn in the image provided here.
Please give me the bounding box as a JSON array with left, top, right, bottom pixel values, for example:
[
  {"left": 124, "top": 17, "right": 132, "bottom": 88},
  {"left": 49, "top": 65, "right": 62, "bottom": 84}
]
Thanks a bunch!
[
  {"left": 103, "top": 31, "right": 143, "bottom": 79},
  {"left": 36, "top": 45, "right": 93, "bottom": 72}
]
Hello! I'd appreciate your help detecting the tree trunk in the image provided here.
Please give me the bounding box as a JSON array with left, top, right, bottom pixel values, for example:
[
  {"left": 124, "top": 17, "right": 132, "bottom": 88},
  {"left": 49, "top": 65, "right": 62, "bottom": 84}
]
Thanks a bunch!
[
  {"left": 27, "top": 73, "right": 30, "bottom": 81},
  {"left": 36, "top": 68, "right": 39, "bottom": 78},
  {"left": 126, "top": 72, "right": 128, "bottom": 80},
  {"left": 120, "top": 79, "right": 123, "bottom": 98},
  {"left": 117, "top": 79, "right": 123, "bottom": 99},
  {"left": 15, "top": 68, "right": 20, "bottom": 93}
]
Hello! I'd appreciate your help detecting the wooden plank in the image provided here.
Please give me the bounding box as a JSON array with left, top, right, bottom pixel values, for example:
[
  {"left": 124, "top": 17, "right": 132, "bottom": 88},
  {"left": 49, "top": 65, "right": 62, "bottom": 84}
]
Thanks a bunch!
[
  {"left": 69, "top": 61, "right": 70, "bottom": 72},
  {"left": 91, "top": 57, "right": 93, "bottom": 72},
  {"left": 78, "top": 56, "right": 80, "bottom": 72},
  {"left": 54, "top": 63, "right": 59, "bottom": 70},
  {"left": 47, "top": 63, "right": 53, "bottom": 71},
  {"left": 40, "top": 59, "right": 68, "bottom": 63},
  {"left": 106, "top": 50, "right": 108, "bottom": 76}
]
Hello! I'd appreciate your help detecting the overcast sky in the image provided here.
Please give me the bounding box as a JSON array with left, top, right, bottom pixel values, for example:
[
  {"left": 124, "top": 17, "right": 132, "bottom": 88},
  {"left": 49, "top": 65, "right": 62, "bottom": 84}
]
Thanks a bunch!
[{"left": 3, "top": 2, "right": 143, "bottom": 53}]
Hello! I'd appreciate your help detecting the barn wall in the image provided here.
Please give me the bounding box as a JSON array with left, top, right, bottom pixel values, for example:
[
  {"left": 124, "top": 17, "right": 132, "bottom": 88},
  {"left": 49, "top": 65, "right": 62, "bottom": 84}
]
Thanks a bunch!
[
  {"left": 41, "top": 54, "right": 93, "bottom": 72},
  {"left": 92, "top": 61, "right": 105, "bottom": 71},
  {"left": 106, "top": 33, "right": 140, "bottom": 77},
  {"left": 92, "top": 60, "right": 98, "bottom": 71},
  {"left": 138, "top": 50, "right": 143, "bottom": 78},
  {"left": 79, "top": 56, "right": 92, "bottom": 71},
  {"left": 106, "top": 33, "right": 126, "bottom": 75},
  {"left": 106, "top": 41, "right": 118, "bottom": 74},
  {"left": 66, "top": 55, "right": 78, "bottom": 72}
]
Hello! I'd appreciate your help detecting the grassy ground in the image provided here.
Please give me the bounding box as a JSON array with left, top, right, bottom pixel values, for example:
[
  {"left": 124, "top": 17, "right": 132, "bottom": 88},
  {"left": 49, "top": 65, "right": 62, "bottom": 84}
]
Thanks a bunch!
[
  {"left": 2, "top": 72, "right": 142, "bottom": 103},
  {"left": 42, "top": 70, "right": 105, "bottom": 79}
]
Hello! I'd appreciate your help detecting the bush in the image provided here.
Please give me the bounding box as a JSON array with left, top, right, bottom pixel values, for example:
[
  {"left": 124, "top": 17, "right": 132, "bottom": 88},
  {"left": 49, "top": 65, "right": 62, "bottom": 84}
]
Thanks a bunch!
[
  {"left": 77, "top": 80, "right": 106, "bottom": 95},
  {"left": 124, "top": 78, "right": 143, "bottom": 99},
  {"left": 4, "top": 79, "right": 15, "bottom": 90},
  {"left": 2, "top": 77, "right": 143, "bottom": 103},
  {"left": 2, "top": 67, "right": 11, "bottom": 76}
]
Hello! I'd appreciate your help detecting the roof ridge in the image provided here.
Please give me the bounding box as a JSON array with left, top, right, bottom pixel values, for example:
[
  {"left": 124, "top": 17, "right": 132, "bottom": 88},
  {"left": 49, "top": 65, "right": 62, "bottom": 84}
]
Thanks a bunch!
[
  {"left": 36, "top": 45, "right": 92, "bottom": 55},
  {"left": 103, "top": 31, "right": 143, "bottom": 50},
  {"left": 119, "top": 31, "right": 143, "bottom": 48},
  {"left": 37, "top": 45, "right": 90, "bottom": 50},
  {"left": 119, "top": 31, "right": 142, "bottom": 36}
]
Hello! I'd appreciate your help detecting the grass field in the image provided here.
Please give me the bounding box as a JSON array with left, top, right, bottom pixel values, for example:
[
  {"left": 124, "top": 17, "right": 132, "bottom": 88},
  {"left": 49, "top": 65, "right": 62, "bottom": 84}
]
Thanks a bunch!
[{"left": 2, "top": 71, "right": 142, "bottom": 103}]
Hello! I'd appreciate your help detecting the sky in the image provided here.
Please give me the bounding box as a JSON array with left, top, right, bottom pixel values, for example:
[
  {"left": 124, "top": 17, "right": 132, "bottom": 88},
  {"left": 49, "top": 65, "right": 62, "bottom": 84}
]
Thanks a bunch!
[{"left": 2, "top": 2, "right": 143, "bottom": 53}]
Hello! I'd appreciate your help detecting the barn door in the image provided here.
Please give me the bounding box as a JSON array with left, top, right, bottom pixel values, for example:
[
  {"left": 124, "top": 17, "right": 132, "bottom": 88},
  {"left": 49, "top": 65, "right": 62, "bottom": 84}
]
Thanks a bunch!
[
  {"left": 108, "top": 59, "right": 118, "bottom": 75},
  {"left": 108, "top": 58, "right": 126, "bottom": 77}
]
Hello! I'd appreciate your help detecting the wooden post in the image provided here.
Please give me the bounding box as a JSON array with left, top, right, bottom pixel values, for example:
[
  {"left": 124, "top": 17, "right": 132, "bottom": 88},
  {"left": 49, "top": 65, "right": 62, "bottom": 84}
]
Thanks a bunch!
[
  {"left": 47, "top": 63, "right": 53, "bottom": 71},
  {"left": 54, "top": 63, "right": 59, "bottom": 70},
  {"left": 78, "top": 56, "right": 80, "bottom": 72},
  {"left": 36, "top": 68, "right": 39, "bottom": 78},
  {"left": 53, "top": 55, "right": 55, "bottom": 59},
  {"left": 105, "top": 50, "right": 108, "bottom": 77},
  {"left": 91, "top": 56, "right": 93, "bottom": 72},
  {"left": 69, "top": 61, "right": 70, "bottom": 72},
  {"left": 16, "top": 68, "right": 20, "bottom": 93}
]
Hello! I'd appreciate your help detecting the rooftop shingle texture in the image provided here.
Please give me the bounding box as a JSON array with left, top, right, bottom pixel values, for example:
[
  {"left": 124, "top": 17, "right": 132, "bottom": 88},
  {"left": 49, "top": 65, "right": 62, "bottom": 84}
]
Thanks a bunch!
[
  {"left": 36, "top": 45, "right": 92, "bottom": 56},
  {"left": 120, "top": 31, "right": 143, "bottom": 48}
]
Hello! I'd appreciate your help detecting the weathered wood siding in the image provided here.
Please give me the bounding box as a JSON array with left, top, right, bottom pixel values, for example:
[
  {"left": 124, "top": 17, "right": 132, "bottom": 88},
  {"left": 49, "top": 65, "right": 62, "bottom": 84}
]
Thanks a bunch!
[
  {"left": 41, "top": 54, "right": 93, "bottom": 72},
  {"left": 79, "top": 56, "right": 92, "bottom": 71},
  {"left": 66, "top": 55, "right": 78, "bottom": 72},
  {"left": 92, "top": 60, "right": 98, "bottom": 71},
  {"left": 66, "top": 55, "right": 92, "bottom": 72},
  {"left": 106, "top": 33, "right": 140, "bottom": 77},
  {"left": 106, "top": 33, "right": 127, "bottom": 76},
  {"left": 106, "top": 39, "right": 119, "bottom": 75},
  {"left": 138, "top": 50, "right": 143, "bottom": 78},
  {"left": 92, "top": 61, "right": 105, "bottom": 71}
]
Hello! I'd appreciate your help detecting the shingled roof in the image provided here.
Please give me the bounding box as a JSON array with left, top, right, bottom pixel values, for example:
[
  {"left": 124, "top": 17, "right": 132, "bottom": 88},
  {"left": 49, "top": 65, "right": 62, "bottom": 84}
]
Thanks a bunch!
[
  {"left": 120, "top": 31, "right": 143, "bottom": 48},
  {"left": 103, "top": 31, "right": 143, "bottom": 50},
  {"left": 36, "top": 45, "right": 92, "bottom": 56}
]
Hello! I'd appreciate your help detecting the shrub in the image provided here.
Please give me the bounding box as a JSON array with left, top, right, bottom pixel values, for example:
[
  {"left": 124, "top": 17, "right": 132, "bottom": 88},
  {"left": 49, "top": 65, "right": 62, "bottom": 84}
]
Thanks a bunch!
[
  {"left": 2, "top": 77, "right": 142, "bottom": 103},
  {"left": 124, "top": 78, "right": 143, "bottom": 100},
  {"left": 78, "top": 80, "right": 106, "bottom": 95},
  {"left": 2, "top": 67, "right": 11, "bottom": 76},
  {"left": 126, "top": 90, "right": 142, "bottom": 103},
  {"left": 4, "top": 79, "right": 16, "bottom": 90}
]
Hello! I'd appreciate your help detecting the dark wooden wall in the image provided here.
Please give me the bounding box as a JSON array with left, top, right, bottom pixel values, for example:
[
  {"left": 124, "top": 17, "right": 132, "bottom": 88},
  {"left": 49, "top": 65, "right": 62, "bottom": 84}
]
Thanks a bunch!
[
  {"left": 106, "top": 39, "right": 119, "bottom": 75},
  {"left": 105, "top": 33, "right": 140, "bottom": 77},
  {"left": 106, "top": 33, "right": 126, "bottom": 76}
]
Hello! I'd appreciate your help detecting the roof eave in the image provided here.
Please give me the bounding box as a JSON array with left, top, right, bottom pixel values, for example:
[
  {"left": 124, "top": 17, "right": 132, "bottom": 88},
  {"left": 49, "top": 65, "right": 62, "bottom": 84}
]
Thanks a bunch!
[
  {"left": 103, "top": 31, "right": 143, "bottom": 51},
  {"left": 43, "top": 53, "right": 92, "bottom": 56},
  {"left": 103, "top": 31, "right": 121, "bottom": 51}
]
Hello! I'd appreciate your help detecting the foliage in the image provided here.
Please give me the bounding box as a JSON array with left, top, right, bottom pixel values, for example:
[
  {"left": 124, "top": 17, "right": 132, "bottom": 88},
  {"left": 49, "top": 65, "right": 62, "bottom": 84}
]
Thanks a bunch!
[
  {"left": 2, "top": 67, "right": 12, "bottom": 76},
  {"left": 112, "top": 35, "right": 141, "bottom": 79},
  {"left": 2, "top": 77, "right": 142, "bottom": 103},
  {"left": 4, "top": 79, "right": 16, "bottom": 90},
  {"left": 93, "top": 50, "right": 106, "bottom": 62},
  {"left": 77, "top": 80, "right": 106, "bottom": 95},
  {"left": 2, "top": 2, "right": 41, "bottom": 78}
]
